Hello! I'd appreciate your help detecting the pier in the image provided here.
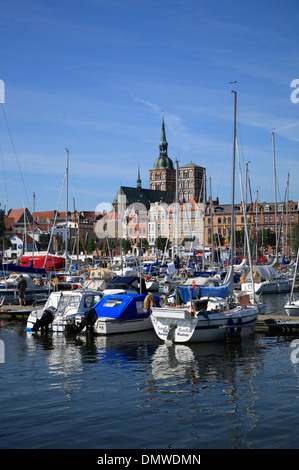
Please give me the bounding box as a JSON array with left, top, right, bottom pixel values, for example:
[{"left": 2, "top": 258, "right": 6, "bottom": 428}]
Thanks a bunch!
[
  {"left": 0, "top": 304, "right": 33, "bottom": 320},
  {"left": 1, "top": 305, "right": 299, "bottom": 334}
]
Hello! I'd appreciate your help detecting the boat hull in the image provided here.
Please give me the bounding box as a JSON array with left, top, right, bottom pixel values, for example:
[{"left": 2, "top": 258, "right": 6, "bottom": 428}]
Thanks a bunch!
[
  {"left": 0, "top": 288, "right": 49, "bottom": 305},
  {"left": 91, "top": 316, "right": 153, "bottom": 335},
  {"left": 150, "top": 306, "right": 257, "bottom": 343},
  {"left": 284, "top": 300, "right": 299, "bottom": 316},
  {"left": 241, "top": 279, "right": 292, "bottom": 295}
]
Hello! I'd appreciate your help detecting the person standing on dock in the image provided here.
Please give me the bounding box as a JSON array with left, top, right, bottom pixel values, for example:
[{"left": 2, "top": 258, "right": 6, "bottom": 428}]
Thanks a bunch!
[{"left": 15, "top": 274, "right": 27, "bottom": 306}]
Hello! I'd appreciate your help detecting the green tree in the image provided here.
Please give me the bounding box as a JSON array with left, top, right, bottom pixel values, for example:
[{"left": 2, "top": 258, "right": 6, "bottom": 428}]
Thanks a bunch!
[
  {"left": 290, "top": 223, "right": 299, "bottom": 254},
  {"left": 0, "top": 236, "right": 11, "bottom": 251},
  {"left": 155, "top": 236, "right": 168, "bottom": 252},
  {"left": 137, "top": 238, "right": 149, "bottom": 251},
  {"left": 0, "top": 209, "right": 5, "bottom": 237},
  {"left": 122, "top": 238, "right": 132, "bottom": 253}
]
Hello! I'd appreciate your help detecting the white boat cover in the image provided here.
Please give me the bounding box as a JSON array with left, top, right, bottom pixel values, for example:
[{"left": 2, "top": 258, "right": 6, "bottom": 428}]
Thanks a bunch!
[{"left": 245, "top": 265, "right": 278, "bottom": 282}]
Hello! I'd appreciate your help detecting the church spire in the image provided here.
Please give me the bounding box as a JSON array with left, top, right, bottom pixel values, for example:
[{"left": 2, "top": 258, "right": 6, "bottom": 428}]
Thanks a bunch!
[
  {"left": 137, "top": 164, "right": 142, "bottom": 188},
  {"left": 159, "top": 114, "right": 168, "bottom": 157}
]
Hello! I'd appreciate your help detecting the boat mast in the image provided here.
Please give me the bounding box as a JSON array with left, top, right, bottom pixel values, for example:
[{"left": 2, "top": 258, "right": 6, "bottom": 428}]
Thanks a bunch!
[
  {"left": 223, "top": 89, "right": 237, "bottom": 293},
  {"left": 32, "top": 192, "right": 35, "bottom": 264},
  {"left": 65, "top": 148, "right": 69, "bottom": 272},
  {"left": 271, "top": 131, "right": 278, "bottom": 258},
  {"left": 230, "top": 90, "right": 237, "bottom": 267},
  {"left": 209, "top": 177, "right": 214, "bottom": 270},
  {"left": 175, "top": 159, "right": 179, "bottom": 259}
]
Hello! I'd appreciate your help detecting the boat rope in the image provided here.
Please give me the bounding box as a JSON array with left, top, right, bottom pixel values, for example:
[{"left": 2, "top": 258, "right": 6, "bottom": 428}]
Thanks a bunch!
[{"left": 1, "top": 104, "right": 30, "bottom": 208}]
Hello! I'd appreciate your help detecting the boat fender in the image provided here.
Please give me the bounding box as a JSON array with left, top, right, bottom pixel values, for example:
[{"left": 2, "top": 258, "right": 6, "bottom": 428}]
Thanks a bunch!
[{"left": 144, "top": 294, "right": 155, "bottom": 310}]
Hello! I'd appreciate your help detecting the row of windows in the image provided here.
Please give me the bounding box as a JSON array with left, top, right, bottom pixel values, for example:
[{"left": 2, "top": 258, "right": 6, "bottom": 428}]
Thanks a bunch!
[
  {"left": 150, "top": 170, "right": 195, "bottom": 180},
  {"left": 208, "top": 215, "right": 296, "bottom": 225}
]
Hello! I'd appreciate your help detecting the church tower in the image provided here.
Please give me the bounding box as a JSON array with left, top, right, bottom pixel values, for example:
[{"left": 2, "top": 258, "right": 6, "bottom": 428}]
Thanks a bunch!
[{"left": 149, "top": 116, "right": 176, "bottom": 192}]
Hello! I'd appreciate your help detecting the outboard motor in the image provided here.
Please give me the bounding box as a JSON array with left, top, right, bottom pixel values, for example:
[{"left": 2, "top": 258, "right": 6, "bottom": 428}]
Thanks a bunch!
[
  {"left": 66, "top": 308, "right": 98, "bottom": 334},
  {"left": 31, "top": 306, "right": 57, "bottom": 332}
]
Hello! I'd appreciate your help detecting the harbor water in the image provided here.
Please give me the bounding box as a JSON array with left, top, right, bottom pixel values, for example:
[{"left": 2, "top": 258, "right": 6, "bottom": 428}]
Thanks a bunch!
[{"left": 1, "top": 293, "right": 299, "bottom": 450}]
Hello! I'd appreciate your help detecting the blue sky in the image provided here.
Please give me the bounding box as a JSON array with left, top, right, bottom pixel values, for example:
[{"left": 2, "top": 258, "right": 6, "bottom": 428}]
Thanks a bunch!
[{"left": 0, "top": 0, "right": 299, "bottom": 214}]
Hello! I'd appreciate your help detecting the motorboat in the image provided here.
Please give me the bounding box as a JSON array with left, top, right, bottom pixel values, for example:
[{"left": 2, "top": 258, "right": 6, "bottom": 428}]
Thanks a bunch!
[
  {"left": 0, "top": 272, "right": 50, "bottom": 305},
  {"left": 26, "top": 289, "right": 103, "bottom": 332},
  {"left": 73, "top": 292, "right": 161, "bottom": 335},
  {"left": 101, "top": 275, "right": 148, "bottom": 295}
]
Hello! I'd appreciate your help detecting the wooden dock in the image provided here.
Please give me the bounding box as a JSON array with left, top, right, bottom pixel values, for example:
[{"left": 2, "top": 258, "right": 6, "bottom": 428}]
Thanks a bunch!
[
  {"left": 255, "top": 314, "right": 299, "bottom": 334},
  {"left": 0, "top": 304, "right": 32, "bottom": 319}
]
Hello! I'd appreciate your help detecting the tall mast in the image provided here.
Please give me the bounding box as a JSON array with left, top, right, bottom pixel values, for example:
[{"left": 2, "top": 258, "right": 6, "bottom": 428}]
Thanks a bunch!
[
  {"left": 175, "top": 159, "right": 179, "bottom": 259},
  {"left": 271, "top": 131, "right": 278, "bottom": 257},
  {"left": 230, "top": 90, "right": 237, "bottom": 265},
  {"left": 65, "top": 148, "right": 69, "bottom": 271},
  {"left": 32, "top": 192, "right": 35, "bottom": 264}
]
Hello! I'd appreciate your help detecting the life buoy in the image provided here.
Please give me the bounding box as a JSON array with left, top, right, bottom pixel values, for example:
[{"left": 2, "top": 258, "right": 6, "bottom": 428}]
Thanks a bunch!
[
  {"left": 52, "top": 277, "right": 59, "bottom": 286},
  {"left": 144, "top": 294, "right": 155, "bottom": 310}
]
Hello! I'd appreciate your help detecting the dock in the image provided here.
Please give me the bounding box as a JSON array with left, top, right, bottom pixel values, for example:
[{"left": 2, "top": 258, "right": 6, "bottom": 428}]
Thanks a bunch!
[
  {"left": 1, "top": 306, "right": 299, "bottom": 335},
  {"left": 255, "top": 314, "right": 299, "bottom": 334},
  {"left": 0, "top": 304, "right": 32, "bottom": 319}
]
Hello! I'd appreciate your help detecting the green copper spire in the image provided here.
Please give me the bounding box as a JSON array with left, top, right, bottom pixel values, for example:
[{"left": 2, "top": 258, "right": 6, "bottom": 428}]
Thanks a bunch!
[
  {"left": 153, "top": 115, "right": 174, "bottom": 170},
  {"left": 159, "top": 115, "right": 168, "bottom": 156},
  {"left": 137, "top": 164, "right": 142, "bottom": 188}
]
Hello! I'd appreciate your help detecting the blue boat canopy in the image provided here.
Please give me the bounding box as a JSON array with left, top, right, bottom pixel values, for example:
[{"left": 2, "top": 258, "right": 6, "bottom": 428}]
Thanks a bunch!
[
  {"left": 93, "top": 293, "right": 160, "bottom": 321},
  {"left": 177, "top": 285, "right": 229, "bottom": 304}
]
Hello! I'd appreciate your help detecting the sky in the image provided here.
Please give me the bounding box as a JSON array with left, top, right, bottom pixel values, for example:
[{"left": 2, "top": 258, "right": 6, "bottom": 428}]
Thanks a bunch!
[{"left": 0, "top": 0, "right": 299, "bottom": 215}]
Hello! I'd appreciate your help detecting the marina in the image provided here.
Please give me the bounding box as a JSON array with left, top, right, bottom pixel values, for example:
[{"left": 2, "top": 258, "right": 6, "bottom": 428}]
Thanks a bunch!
[{"left": 1, "top": 292, "right": 299, "bottom": 450}]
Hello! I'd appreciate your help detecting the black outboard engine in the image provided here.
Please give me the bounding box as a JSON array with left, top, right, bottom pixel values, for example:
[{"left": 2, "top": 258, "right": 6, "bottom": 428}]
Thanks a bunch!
[
  {"left": 31, "top": 306, "right": 57, "bottom": 332},
  {"left": 76, "top": 308, "right": 98, "bottom": 333}
]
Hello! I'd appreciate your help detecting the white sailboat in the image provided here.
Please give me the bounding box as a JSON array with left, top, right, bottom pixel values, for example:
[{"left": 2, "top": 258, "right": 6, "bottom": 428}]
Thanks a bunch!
[
  {"left": 284, "top": 246, "right": 299, "bottom": 316},
  {"left": 150, "top": 91, "right": 258, "bottom": 343}
]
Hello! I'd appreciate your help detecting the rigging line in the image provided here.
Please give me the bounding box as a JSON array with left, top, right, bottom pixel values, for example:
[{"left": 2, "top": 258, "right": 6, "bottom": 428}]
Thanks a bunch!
[
  {"left": 0, "top": 141, "right": 8, "bottom": 208},
  {"left": 209, "top": 93, "right": 233, "bottom": 197},
  {"left": 1, "top": 103, "right": 30, "bottom": 208}
]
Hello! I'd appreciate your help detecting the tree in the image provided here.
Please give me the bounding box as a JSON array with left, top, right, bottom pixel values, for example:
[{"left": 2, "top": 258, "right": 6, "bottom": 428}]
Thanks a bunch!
[
  {"left": 155, "top": 236, "right": 168, "bottom": 253},
  {"left": 290, "top": 223, "right": 299, "bottom": 254},
  {"left": 0, "top": 209, "right": 5, "bottom": 237},
  {"left": 137, "top": 238, "right": 149, "bottom": 251},
  {"left": 122, "top": 238, "right": 132, "bottom": 253},
  {"left": 0, "top": 236, "right": 11, "bottom": 251}
]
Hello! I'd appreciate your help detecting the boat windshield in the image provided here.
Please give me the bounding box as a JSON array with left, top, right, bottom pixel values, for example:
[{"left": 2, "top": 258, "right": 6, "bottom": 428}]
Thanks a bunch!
[{"left": 57, "top": 295, "right": 81, "bottom": 314}]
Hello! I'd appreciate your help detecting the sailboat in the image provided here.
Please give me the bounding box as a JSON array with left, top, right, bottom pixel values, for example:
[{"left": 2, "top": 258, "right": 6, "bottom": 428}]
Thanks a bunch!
[
  {"left": 150, "top": 91, "right": 258, "bottom": 343},
  {"left": 284, "top": 246, "right": 299, "bottom": 316}
]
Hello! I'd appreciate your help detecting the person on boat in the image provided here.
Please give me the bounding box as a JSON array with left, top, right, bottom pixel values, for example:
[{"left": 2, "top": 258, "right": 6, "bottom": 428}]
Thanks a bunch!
[{"left": 15, "top": 274, "right": 27, "bottom": 306}]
